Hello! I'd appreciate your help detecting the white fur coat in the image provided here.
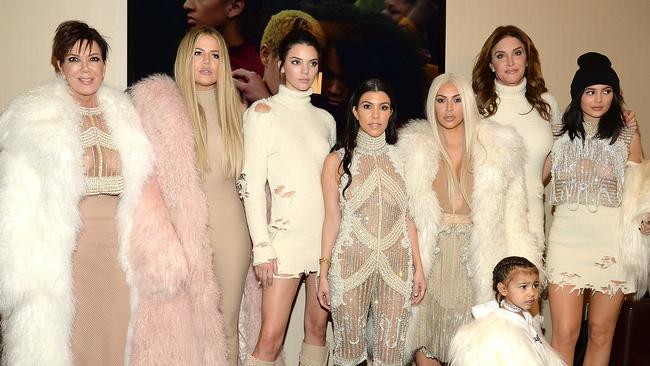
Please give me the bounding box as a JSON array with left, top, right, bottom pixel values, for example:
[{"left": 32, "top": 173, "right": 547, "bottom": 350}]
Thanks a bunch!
[
  {"left": 0, "top": 79, "right": 153, "bottom": 365},
  {"left": 397, "top": 120, "right": 541, "bottom": 358},
  {"left": 620, "top": 160, "right": 650, "bottom": 299}
]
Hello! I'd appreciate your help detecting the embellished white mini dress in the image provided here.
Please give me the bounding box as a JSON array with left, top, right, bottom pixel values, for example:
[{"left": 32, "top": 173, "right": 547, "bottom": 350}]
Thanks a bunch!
[
  {"left": 329, "top": 131, "right": 413, "bottom": 366},
  {"left": 547, "top": 123, "right": 637, "bottom": 295}
]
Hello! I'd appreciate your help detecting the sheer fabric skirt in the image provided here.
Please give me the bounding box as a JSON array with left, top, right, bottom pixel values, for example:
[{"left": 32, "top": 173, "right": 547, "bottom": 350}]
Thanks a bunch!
[{"left": 415, "top": 218, "right": 474, "bottom": 362}]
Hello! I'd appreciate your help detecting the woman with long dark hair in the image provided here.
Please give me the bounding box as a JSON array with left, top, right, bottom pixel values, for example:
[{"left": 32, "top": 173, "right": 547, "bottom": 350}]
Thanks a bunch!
[
  {"left": 547, "top": 52, "right": 649, "bottom": 366},
  {"left": 318, "top": 78, "right": 425, "bottom": 365}
]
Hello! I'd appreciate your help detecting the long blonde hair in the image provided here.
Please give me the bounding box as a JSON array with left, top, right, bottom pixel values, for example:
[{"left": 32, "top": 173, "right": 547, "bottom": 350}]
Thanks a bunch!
[
  {"left": 425, "top": 73, "right": 480, "bottom": 212},
  {"left": 174, "top": 26, "right": 244, "bottom": 178}
]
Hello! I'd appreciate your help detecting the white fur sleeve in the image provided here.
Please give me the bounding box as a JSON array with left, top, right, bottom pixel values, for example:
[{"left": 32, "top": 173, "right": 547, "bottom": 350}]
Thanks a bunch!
[{"left": 449, "top": 314, "right": 547, "bottom": 366}]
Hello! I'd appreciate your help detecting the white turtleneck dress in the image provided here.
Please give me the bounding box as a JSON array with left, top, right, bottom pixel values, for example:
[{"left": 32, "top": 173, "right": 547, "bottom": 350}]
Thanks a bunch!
[
  {"left": 487, "top": 79, "right": 561, "bottom": 244},
  {"left": 328, "top": 131, "right": 413, "bottom": 366},
  {"left": 241, "top": 84, "right": 336, "bottom": 276}
]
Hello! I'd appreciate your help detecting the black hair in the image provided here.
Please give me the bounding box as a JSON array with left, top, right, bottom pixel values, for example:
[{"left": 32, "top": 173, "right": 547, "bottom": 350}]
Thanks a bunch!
[
  {"left": 53, "top": 20, "right": 110, "bottom": 65},
  {"left": 277, "top": 18, "right": 321, "bottom": 72},
  {"left": 492, "top": 256, "right": 539, "bottom": 302},
  {"left": 335, "top": 78, "right": 398, "bottom": 198},
  {"left": 558, "top": 87, "right": 625, "bottom": 144}
]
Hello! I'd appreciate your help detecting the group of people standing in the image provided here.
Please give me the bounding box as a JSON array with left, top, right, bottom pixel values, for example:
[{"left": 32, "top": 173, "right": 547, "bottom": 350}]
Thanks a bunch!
[{"left": 0, "top": 15, "right": 648, "bottom": 366}]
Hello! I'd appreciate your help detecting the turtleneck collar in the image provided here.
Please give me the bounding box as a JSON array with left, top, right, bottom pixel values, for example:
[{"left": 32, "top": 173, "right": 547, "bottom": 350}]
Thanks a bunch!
[
  {"left": 196, "top": 86, "right": 216, "bottom": 98},
  {"left": 495, "top": 77, "right": 527, "bottom": 97},
  {"left": 356, "top": 129, "right": 386, "bottom": 152},
  {"left": 274, "top": 84, "right": 312, "bottom": 108}
]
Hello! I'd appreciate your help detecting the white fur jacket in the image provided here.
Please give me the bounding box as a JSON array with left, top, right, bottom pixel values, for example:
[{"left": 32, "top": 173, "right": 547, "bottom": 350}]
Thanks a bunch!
[
  {"left": 0, "top": 79, "right": 225, "bottom": 365},
  {"left": 621, "top": 160, "right": 650, "bottom": 299},
  {"left": 0, "top": 79, "right": 152, "bottom": 365},
  {"left": 397, "top": 120, "right": 542, "bottom": 356}
]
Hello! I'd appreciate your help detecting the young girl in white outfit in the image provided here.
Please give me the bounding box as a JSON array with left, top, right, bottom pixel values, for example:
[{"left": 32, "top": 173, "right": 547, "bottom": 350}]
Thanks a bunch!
[{"left": 448, "top": 256, "right": 565, "bottom": 366}]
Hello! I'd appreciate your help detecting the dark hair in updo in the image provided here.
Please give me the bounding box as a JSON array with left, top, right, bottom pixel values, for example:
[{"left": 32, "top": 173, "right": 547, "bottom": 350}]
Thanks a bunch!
[
  {"left": 277, "top": 18, "right": 321, "bottom": 71},
  {"left": 492, "top": 256, "right": 539, "bottom": 301},
  {"left": 52, "top": 20, "right": 109, "bottom": 67}
]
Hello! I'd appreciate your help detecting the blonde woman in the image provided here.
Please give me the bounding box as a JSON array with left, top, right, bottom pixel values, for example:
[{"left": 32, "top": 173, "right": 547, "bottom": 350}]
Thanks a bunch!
[
  {"left": 131, "top": 26, "right": 249, "bottom": 366},
  {"left": 398, "top": 74, "right": 540, "bottom": 365}
]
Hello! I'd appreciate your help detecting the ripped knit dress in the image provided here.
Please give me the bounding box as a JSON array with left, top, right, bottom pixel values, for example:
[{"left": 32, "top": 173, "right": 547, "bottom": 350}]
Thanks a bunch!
[{"left": 241, "top": 84, "right": 336, "bottom": 277}]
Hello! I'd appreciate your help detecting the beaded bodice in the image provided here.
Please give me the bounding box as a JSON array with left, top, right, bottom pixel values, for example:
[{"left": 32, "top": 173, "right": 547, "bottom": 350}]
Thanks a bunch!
[
  {"left": 550, "top": 123, "right": 635, "bottom": 210},
  {"left": 80, "top": 106, "right": 124, "bottom": 196},
  {"left": 329, "top": 131, "right": 412, "bottom": 307}
]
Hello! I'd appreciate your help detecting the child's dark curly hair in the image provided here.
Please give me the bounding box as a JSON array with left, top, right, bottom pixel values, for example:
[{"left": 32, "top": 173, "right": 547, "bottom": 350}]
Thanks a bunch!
[{"left": 492, "top": 256, "right": 539, "bottom": 301}]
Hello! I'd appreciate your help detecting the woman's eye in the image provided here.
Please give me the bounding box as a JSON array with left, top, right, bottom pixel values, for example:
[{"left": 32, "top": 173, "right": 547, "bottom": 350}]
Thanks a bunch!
[
  {"left": 194, "top": 50, "right": 202, "bottom": 56},
  {"left": 453, "top": 97, "right": 462, "bottom": 103},
  {"left": 212, "top": 53, "right": 220, "bottom": 60},
  {"left": 585, "top": 91, "right": 594, "bottom": 96},
  {"left": 495, "top": 54, "right": 504, "bottom": 59},
  {"left": 310, "top": 61, "right": 319, "bottom": 67},
  {"left": 603, "top": 89, "right": 612, "bottom": 94},
  {"left": 362, "top": 104, "right": 371, "bottom": 109},
  {"left": 515, "top": 50, "right": 523, "bottom": 56},
  {"left": 436, "top": 97, "right": 445, "bottom": 103},
  {"left": 291, "top": 60, "right": 300, "bottom": 65},
  {"left": 90, "top": 56, "right": 101, "bottom": 62},
  {"left": 381, "top": 105, "right": 389, "bottom": 111},
  {"left": 67, "top": 56, "right": 78, "bottom": 62}
]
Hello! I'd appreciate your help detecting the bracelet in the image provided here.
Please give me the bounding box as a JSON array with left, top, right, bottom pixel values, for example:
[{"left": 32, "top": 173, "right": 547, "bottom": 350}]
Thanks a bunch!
[{"left": 319, "top": 257, "right": 332, "bottom": 266}]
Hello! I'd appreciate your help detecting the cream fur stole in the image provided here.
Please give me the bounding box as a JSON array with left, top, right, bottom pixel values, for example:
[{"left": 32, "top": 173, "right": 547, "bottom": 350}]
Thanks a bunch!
[{"left": 620, "top": 160, "right": 650, "bottom": 299}]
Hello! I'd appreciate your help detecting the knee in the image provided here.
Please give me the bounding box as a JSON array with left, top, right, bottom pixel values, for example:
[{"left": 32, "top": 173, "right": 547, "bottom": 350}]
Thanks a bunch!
[
  {"left": 588, "top": 320, "right": 616, "bottom": 347},
  {"left": 553, "top": 323, "right": 581, "bottom": 346},
  {"left": 304, "top": 315, "right": 328, "bottom": 339},
  {"left": 256, "top": 328, "right": 284, "bottom": 359}
]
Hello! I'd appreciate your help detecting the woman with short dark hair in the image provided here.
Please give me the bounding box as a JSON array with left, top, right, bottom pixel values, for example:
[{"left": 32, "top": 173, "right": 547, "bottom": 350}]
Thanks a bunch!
[{"left": 0, "top": 20, "right": 223, "bottom": 365}]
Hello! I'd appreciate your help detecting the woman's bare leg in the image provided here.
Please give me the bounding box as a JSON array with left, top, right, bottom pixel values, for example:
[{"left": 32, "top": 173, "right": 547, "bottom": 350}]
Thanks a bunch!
[
  {"left": 583, "top": 290, "right": 624, "bottom": 366},
  {"left": 549, "top": 283, "right": 584, "bottom": 366},
  {"left": 253, "top": 277, "right": 302, "bottom": 361}
]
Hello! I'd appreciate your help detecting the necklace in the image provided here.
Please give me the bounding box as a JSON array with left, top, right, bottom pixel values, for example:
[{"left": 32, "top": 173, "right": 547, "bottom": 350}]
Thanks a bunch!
[
  {"left": 583, "top": 121, "right": 598, "bottom": 137},
  {"left": 500, "top": 299, "right": 522, "bottom": 313}
]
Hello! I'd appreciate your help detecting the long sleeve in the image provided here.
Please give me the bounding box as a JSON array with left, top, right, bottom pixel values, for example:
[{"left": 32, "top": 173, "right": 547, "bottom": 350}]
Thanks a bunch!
[{"left": 242, "top": 106, "right": 276, "bottom": 265}]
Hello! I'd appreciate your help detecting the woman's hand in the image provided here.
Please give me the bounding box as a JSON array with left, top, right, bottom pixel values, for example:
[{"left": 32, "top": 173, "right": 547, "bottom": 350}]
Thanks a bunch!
[
  {"left": 640, "top": 213, "right": 650, "bottom": 236},
  {"left": 254, "top": 259, "right": 277, "bottom": 289},
  {"left": 411, "top": 267, "right": 426, "bottom": 305},
  {"left": 317, "top": 274, "right": 331, "bottom": 310},
  {"left": 624, "top": 110, "right": 638, "bottom": 128}
]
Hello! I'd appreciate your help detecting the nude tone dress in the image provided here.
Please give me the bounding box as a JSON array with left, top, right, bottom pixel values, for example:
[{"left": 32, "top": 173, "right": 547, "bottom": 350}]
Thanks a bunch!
[
  {"left": 414, "top": 161, "right": 474, "bottom": 362},
  {"left": 71, "top": 106, "right": 129, "bottom": 366},
  {"left": 197, "top": 89, "right": 251, "bottom": 365}
]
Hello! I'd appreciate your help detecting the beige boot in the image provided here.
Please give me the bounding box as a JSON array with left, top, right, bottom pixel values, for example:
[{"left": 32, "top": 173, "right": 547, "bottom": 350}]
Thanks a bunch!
[
  {"left": 244, "top": 354, "right": 276, "bottom": 366},
  {"left": 299, "top": 342, "right": 329, "bottom": 366}
]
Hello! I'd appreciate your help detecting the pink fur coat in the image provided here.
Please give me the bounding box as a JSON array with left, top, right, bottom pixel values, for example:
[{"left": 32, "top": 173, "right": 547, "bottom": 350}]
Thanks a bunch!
[{"left": 130, "top": 74, "right": 228, "bottom": 365}]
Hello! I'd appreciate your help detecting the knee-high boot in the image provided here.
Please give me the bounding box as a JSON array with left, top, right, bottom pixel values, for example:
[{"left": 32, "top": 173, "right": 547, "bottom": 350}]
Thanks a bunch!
[
  {"left": 245, "top": 354, "right": 277, "bottom": 366},
  {"left": 299, "top": 342, "right": 329, "bottom": 366}
]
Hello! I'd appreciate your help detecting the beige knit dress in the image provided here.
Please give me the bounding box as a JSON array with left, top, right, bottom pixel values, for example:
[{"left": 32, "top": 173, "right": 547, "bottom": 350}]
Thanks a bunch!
[
  {"left": 71, "top": 105, "right": 129, "bottom": 366},
  {"left": 197, "top": 88, "right": 251, "bottom": 365}
]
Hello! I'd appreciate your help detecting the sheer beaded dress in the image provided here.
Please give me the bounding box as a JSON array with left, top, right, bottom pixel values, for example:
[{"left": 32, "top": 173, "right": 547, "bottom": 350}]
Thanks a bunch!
[
  {"left": 329, "top": 131, "right": 413, "bottom": 366},
  {"left": 415, "top": 161, "right": 474, "bottom": 362},
  {"left": 71, "top": 106, "right": 129, "bottom": 365}
]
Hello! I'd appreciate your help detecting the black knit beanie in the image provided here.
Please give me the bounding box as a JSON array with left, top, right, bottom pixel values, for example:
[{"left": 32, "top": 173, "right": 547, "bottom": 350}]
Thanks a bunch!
[{"left": 570, "top": 52, "right": 620, "bottom": 101}]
